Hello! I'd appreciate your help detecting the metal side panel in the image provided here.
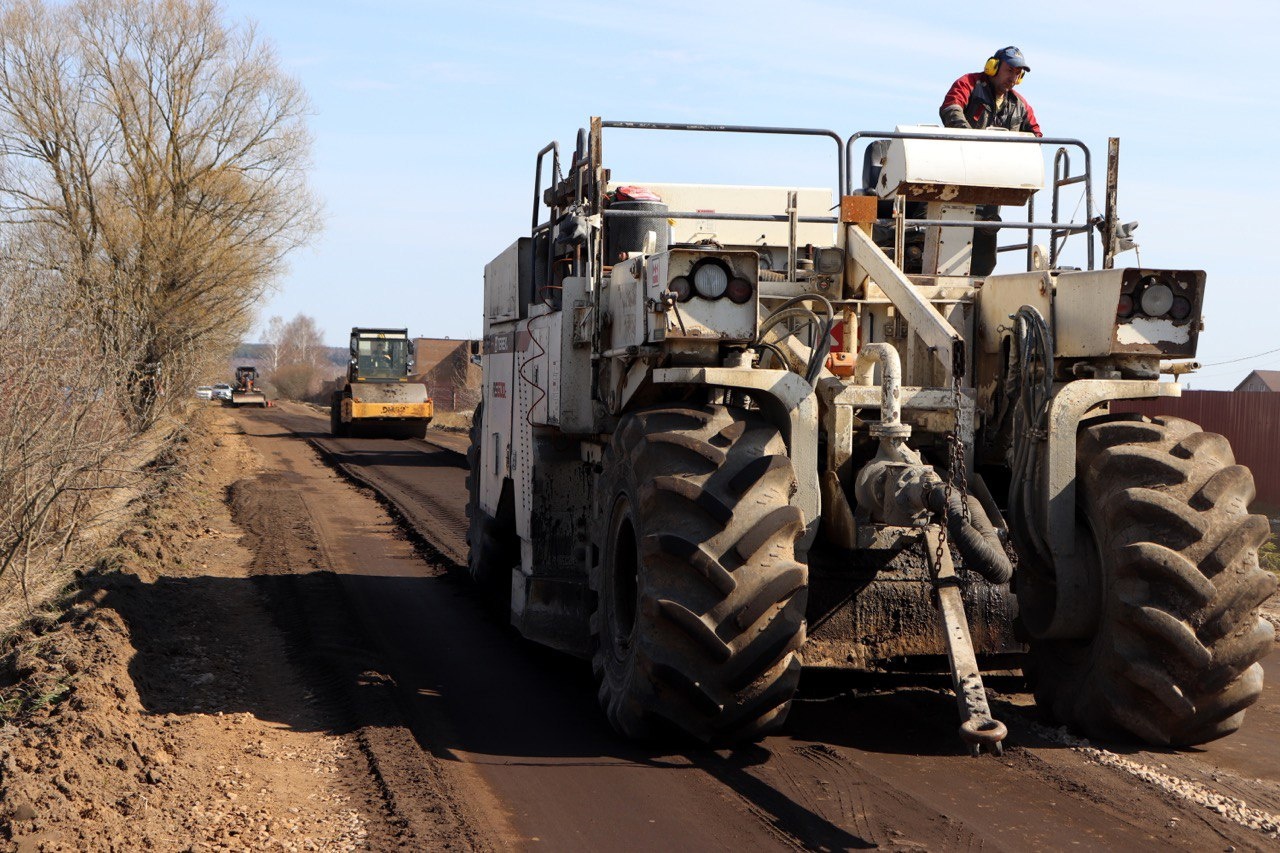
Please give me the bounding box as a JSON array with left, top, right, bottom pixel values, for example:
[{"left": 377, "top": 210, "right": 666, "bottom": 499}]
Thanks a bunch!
[
  {"left": 484, "top": 238, "right": 527, "bottom": 323},
  {"left": 609, "top": 257, "right": 649, "bottom": 350},
  {"left": 558, "top": 276, "right": 596, "bottom": 434},
  {"left": 1052, "top": 269, "right": 1125, "bottom": 356},
  {"left": 975, "top": 272, "right": 1053, "bottom": 354},
  {"left": 526, "top": 315, "right": 560, "bottom": 427},
  {"left": 480, "top": 326, "right": 517, "bottom": 517},
  {"left": 511, "top": 431, "right": 595, "bottom": 657},
  {"left": 921, "top": 202, "right": 977, "bottom": 277},
  {"left": 513, "top": 320, "right": 536, "bottom": 543}
]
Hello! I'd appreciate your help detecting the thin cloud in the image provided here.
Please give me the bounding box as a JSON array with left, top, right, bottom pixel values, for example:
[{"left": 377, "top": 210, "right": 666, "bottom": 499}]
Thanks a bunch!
[
  {"left": 337, "top": 78, "right": 398, "bottom": 92},
  {"left": 407, "top": 60, "right": 503, "bottom": 86}
]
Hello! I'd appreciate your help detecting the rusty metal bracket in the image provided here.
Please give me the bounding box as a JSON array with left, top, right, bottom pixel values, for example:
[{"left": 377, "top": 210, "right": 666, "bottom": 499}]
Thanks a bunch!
[{"left": 924, "top": 527, "right": 1008, "bottom": 757}]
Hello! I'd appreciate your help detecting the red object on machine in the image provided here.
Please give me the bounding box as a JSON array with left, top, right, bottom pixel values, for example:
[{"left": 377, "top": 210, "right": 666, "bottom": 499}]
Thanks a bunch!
[
  {"left": 614, "top": 185, "right": 662, "bottom": 202},
  {"left": 826, "top": 351, "right": 856, "bottom": 377}
]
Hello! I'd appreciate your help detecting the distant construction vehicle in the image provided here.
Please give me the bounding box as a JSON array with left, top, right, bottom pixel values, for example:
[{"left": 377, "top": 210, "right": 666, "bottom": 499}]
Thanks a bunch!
[
  {"left": 229, "top": 366, "right": 268, "bottom": 407},
  {"left": 467, "top": 117, "right": 1275, "bottom": 754},
  {"left": 330, "top": 328, "right": 433, "bottom": 438}
]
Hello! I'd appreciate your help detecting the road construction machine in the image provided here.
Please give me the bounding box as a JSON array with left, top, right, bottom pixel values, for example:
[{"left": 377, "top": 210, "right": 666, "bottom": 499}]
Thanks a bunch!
[
  {"left": 467, "top": 118, "right": 1276, "bottom": 754},
  {"left": 330, "top": 327, "right": 433, "bottom": 438},
  {"left": 229, "top": 366, "right": 268, "bottom": 407}
]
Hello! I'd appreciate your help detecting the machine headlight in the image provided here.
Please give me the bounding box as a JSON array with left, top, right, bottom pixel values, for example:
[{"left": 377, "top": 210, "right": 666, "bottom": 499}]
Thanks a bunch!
[
  {"left": 692, "top": 260, "right": 729, "bottom": 299},
  {"left": 726, "top": 277, "right": 754, "bottom": 304},
  {"left": 1139, "top": 279, "right": 1174, "bottom": 316},
  {"left": 669, "top": 276, "right": 693, "bottom": 302}
]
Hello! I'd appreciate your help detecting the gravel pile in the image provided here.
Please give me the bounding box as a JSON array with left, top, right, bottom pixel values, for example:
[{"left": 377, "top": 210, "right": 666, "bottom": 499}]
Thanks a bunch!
[{"left": 1030, "top": 721, "right": 1280, "bottom": 840}]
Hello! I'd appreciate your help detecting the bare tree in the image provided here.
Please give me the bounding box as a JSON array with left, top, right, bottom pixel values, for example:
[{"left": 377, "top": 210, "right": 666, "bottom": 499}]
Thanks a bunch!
[
  {"left": 264, "top": 312, "right": 328, "bottom": 400},
  {"left": 0, "top": 0, "right": 321, "bottom": 429},
  {"left": 261, "top": 315, "right": 285, "bottom": 374},
  {"left": 0, "top": 0, "right": 319, "bottom": 624}
]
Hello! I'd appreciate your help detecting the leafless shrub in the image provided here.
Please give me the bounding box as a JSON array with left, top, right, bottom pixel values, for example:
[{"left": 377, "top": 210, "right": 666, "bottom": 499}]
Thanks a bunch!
[
  {"left": 0, "top": 233, "right": 141, "bottom": 622},
  {"left": 262, "top": 313, "right": 330, "bottom": 400}
]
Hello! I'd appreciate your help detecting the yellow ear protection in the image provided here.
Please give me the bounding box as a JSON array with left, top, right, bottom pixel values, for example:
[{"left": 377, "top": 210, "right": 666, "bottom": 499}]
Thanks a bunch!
[
  {"left": 984, "top": 56, "right": 1026, "bottom": 83},
  {"left": 984, "top": 56, "right": 1000, "bottom": 76}
]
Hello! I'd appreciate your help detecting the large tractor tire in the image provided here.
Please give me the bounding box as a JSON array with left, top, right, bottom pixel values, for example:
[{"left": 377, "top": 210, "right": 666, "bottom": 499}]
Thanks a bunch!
[
  {"left": 465, "top": 404, "right": 516, "bottom": 608},
  {"left": 591, "top": 405, "right": 808, "bottom": 743},
  {"left": 1028, "top": 415, "right": 1277, "bottom": 745},
  {"left": 329, "top": 393, "right": 346, "bottom": 437}
]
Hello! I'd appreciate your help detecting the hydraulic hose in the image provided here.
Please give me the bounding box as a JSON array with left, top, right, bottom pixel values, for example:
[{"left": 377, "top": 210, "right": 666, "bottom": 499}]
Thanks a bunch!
[
  {"left": 1007, "top": 305, "right": 1054, "bottom": 566},
  {"left": 757, "top": 293, "right": 836, "bottom": 387},
  {"left": 927, "top": 485, "right": 1014, "bottom": 585}
]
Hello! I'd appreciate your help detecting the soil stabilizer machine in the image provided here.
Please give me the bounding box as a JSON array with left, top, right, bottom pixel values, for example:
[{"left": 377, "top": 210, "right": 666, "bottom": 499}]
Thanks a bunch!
[
  {"left": 330, "top": 327, "right": 433, "bottom": 438},
  {"left": 230, "top": 366, "right": 268, "bottom": 407},
  {"left": 468, "top": 118, "right": 1276, "bottom": 754}
]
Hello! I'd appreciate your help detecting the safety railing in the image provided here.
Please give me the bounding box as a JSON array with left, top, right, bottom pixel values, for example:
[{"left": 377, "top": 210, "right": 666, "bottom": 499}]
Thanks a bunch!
[
  {"left": 845, "top": 129, "right": 1097, "bottom": 271},
  {"left": 531, "top": 121, "right": 1101, "bottom": 274}
]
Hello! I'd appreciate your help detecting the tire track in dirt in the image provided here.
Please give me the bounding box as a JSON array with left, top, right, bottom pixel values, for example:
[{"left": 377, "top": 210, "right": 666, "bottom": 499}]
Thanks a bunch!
[
  {"left": 252, "top": 403, "right": 1280, "bottom": 852},
  {"left": 776, "top": 742, "right": 980, "bottom": 849},
  {"left": 228, "top": 430, "right": 505, "bottom": 849}
]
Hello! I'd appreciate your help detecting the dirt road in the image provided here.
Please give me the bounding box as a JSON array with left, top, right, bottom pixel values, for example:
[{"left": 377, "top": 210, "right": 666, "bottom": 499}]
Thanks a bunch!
[
  {"left": 3, "top": 402, "right": 1278, "bottom": 850},
  {"left": 254, "top": 402, "right": 1280, "bottom": 850}
]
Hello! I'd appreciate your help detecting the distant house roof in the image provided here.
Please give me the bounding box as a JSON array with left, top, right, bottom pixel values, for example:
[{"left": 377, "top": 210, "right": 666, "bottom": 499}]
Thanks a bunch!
[{"left": 1234, "top": 370, "right": 1280, "bottom": 392}]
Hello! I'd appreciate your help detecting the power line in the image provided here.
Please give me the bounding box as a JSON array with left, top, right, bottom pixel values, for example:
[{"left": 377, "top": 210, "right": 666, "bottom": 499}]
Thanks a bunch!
[
  {"left": 1189, "top": 355, "right": 1280, "bottom": 382},
  {"left": 1198, "top": 346, "right": 1280, "bottom": 368}
]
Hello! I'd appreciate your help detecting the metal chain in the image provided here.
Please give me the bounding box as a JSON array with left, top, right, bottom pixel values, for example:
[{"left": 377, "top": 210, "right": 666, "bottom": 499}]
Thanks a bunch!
[
  {"left": 949, "top": 364, "right": 971, "bottom": 524},
  {"left": 935, "top": 472, "right": 951, "bottom": 571},
  {"left": 936, "top": 343, "right": 970, "bottom": 572}
]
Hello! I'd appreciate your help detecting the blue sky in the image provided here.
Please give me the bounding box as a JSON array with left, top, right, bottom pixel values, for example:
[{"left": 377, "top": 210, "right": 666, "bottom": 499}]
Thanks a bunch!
[{"left": 224, "top": 0, "right": 1278, "bottom": 390}]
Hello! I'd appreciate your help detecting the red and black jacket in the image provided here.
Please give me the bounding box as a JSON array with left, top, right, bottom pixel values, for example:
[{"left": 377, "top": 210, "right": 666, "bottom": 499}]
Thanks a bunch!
[{"left": 940, "top": 72, "right": 1042, "bottom": 137}]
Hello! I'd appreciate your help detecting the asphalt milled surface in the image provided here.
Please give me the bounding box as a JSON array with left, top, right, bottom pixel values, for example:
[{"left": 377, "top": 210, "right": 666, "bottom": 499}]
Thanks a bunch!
[{"left": 235, "top": 402, "right": 1280, "bottom": 851}]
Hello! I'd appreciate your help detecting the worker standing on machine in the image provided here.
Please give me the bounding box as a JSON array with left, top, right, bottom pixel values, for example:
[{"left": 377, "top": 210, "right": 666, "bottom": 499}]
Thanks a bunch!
[
  {"left": 940, "top": 46, "right": 1042, "bottom": 137},
  {"left": 937, "top": 45, "right": 1042, "bottom": 275}
]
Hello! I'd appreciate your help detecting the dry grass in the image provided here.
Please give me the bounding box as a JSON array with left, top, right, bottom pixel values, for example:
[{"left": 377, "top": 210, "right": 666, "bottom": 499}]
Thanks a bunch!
[
  {"left": 431, "top": 409, "right": 474, "bottom": 432},
  {"left": 1261, "top": 537, "right": 1280, "bottom": 577}
]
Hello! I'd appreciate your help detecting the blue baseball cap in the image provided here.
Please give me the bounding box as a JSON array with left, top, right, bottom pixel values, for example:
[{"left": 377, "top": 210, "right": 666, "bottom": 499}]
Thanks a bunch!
[{"left": 994, "top": 46, "right": 1030, "bottom": 71}]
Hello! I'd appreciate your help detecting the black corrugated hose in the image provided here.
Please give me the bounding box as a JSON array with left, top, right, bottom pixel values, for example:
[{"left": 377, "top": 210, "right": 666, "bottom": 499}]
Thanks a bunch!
[{"left": 927, "top": 485, "right": 1014, "bottom": 584}]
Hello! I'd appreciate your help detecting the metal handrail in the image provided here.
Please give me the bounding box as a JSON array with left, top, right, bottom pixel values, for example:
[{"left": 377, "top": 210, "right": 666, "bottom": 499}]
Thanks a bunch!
[
  {"left": 885, "top": 218, "right": 1089, "bottom": 231},
  {"left": 604, "top": 209, "right": 838, "bottom": 225},
  {"left": 1051, "top": 148, "right": 1095, "bottom": 268},
  {"left": 601, "top": 120, "right": 846, "bottom": 203},
  {"left": 845, "top": 130, "right": 1097, "bottom": 270},
  {"left": 531, "top": 141, "right": 559, "bottom": 234},
  {"left": 536, "top": 124, "right": 1102, "bottom": 273}
]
